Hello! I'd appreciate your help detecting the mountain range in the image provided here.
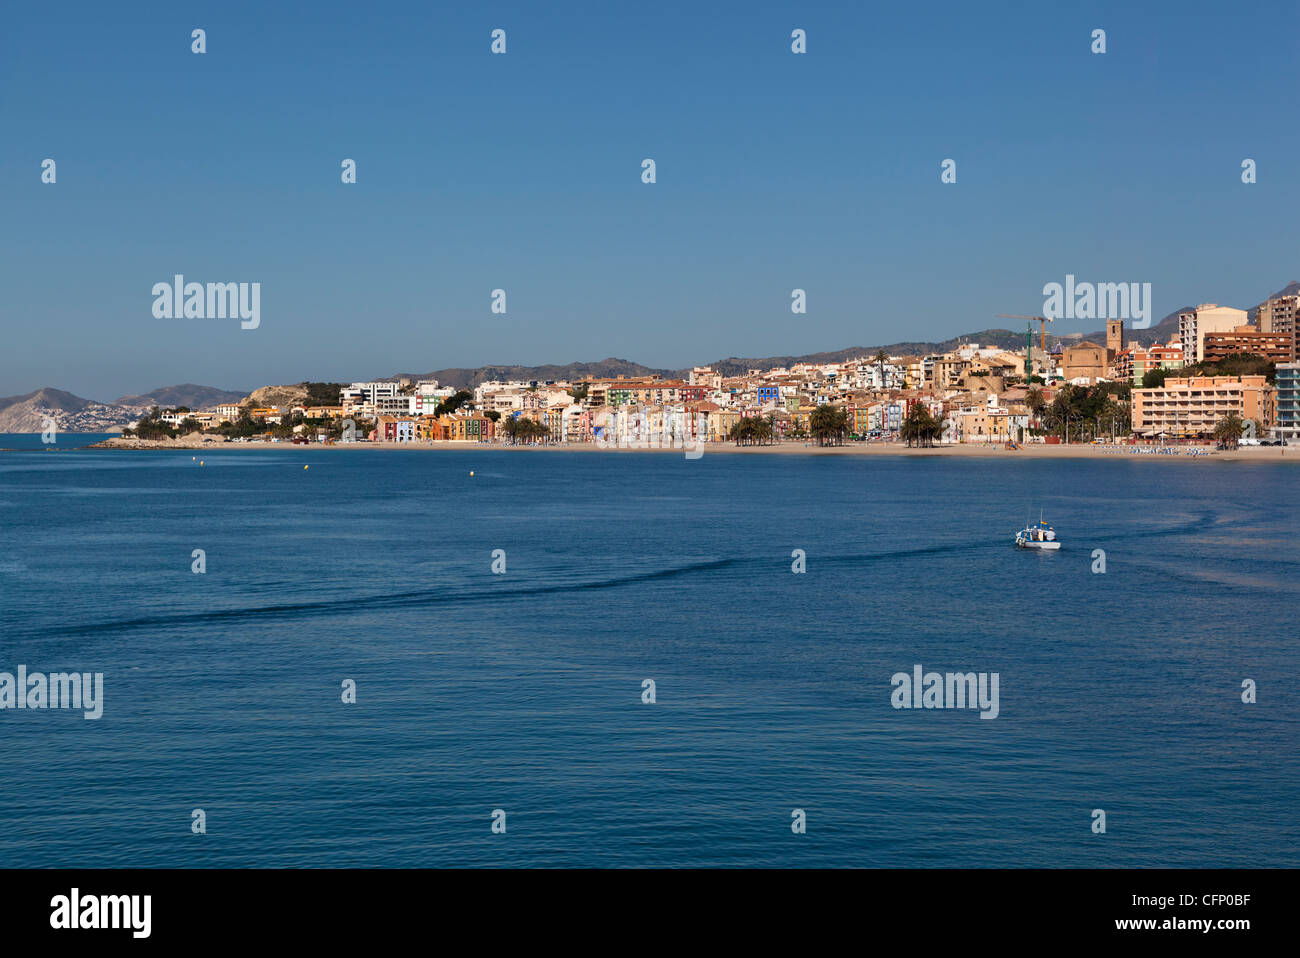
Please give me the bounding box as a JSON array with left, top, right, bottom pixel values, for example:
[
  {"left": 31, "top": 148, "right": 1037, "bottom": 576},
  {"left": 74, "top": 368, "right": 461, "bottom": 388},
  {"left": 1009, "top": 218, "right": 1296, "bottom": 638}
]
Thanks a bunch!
[
  {"left": 5, "top": 282, "right": 1294, "bottom": 431},
  {"left": 0, "top": 385, "right": 248, "bottom": 433},
  {"left": 111, "top": 384, "right": 249, "bottom": 410}
]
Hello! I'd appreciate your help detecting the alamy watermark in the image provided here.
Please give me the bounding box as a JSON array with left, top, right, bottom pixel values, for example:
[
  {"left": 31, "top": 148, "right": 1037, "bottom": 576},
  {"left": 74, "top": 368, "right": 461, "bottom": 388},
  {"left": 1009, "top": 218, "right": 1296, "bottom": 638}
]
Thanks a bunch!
[
  {"left": 0, "top": 665, "right": 103, "bottom": 719},
  {"left": 152, "top": 275, "right": 260, "bottom": 329},
  {"left": 50, "top": 889, "right": 150, "bottom": 938},
  {"left": 890, "top": 664, "right": 999, "bottom": 719},
  {"left": 1042, "top": 274, "right": 1152, "bottom": 328},
  {"left": 595, "top": 410, "right": 706, "bottom": 459}
]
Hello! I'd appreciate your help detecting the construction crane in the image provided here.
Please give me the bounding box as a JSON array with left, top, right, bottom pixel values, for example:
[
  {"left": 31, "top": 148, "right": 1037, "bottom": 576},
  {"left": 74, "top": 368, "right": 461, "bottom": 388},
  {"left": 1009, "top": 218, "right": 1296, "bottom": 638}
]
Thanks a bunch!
[{"left": 998, "top": 314, "right": 1055, "bottom": 379}]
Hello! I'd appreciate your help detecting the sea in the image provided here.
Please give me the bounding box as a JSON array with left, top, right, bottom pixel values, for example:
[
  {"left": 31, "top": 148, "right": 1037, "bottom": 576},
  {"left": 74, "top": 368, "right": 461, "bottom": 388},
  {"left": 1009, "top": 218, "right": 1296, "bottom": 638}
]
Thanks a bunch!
[{"left": 0, "top": 436, "right": 1296, "bottom": 867}]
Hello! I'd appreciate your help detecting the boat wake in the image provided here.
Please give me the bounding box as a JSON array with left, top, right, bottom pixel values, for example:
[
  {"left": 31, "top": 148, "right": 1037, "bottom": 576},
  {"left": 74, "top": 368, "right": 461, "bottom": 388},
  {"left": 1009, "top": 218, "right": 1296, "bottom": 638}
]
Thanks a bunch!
[{"left": 24, "top": 541, "right": 1000, "bottom": 642}]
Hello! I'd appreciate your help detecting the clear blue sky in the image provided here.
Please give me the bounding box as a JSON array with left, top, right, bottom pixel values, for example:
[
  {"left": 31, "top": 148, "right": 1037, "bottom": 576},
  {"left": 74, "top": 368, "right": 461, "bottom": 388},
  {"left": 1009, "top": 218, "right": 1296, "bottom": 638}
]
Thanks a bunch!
[{"left": 3, "top": 0, "right": 1297, "bottom": 400}]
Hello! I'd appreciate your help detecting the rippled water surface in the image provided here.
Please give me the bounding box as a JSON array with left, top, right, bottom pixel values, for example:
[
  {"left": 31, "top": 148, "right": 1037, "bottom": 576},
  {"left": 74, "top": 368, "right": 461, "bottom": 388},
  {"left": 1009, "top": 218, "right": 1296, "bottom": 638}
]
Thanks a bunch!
[{"left": 1, "top": 447, "right": 1296, "bottom": 866}]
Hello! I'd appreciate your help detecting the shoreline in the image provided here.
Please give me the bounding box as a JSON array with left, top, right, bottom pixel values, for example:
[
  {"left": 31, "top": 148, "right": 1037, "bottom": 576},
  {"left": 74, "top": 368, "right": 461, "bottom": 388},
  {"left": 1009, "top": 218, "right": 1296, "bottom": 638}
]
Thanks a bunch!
[{"left": 70, "top": 436, "right": 1298, "bottom": 462}]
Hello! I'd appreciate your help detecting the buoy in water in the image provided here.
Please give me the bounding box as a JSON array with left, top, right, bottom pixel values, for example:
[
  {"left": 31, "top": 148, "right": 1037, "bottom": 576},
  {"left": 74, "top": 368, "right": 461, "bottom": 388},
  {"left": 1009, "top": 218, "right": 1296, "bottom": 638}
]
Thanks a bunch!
[{"left": 304, "top": 465, "right": 309, "bottom": 470}]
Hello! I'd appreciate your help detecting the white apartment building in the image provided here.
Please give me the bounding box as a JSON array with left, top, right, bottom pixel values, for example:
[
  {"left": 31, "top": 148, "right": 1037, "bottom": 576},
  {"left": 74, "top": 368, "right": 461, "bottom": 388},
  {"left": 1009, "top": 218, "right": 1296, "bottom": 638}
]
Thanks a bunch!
[
  {"left": 857, "top": 363, "right": 904, "bottom": 390},
  {"left": 338, "top": 379, "right": 397, "bottom": 415},
  {"left": 374, "top": 395, "right": 416, "bottom": 416},
  {"left": 160, "top": 410, "right": 203, "bottom": 427},
  {"left": 1178, "top": 304, "right": 1248, "bottom": 363},
  {"left": 341, "top": 381, "right": 399, "bottom": 404},
  {"left": 340, "top": 381, "right": 401, "bottom": 417},
  {"left": 480, "top": 388, "right": 525, "bottom": 413}
]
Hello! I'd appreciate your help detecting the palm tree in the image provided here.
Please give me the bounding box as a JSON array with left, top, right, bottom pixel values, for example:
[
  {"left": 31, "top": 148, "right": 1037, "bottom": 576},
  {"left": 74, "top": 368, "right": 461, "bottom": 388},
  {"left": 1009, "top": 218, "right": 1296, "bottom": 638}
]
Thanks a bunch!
[
  {"left": 809, "top": 404, "right": 849, "bottom": 447},
  {"left": 1049, "top": 384, "right": 1081, "bottom": 441},
  {"left": 874, "top": 349, "right": 889, "bottom": 388},
  {"left": 503, "top": 416, "right": 548, "bottom": 445},
  {"left": 1093, "top": 397, "right": 1129, "bottom": 441},
  {"left": 927, "top": 412, "right": 946, "bottom": 446},
  {"left": 900, "top": 405, "right": 922, "bottom": 447},
  {"left": 901, "top": 404, "right": 941, "bottom": 448},
  {"left": 1214, "top": 414, "right": 1245, "bottom": 449},
  {"left": 729, "top": 418, "right": 757, "bottom": 446},
  {"left": 1026, "top": 387, "right": 1045, "bottom": 427}
]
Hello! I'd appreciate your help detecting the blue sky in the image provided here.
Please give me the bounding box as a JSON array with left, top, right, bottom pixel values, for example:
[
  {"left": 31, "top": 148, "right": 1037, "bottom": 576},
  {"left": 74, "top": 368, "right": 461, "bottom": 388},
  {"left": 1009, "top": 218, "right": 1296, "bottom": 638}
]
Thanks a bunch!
[{"left": 3, "top": 0, "right": 1298, "bottom": 399}]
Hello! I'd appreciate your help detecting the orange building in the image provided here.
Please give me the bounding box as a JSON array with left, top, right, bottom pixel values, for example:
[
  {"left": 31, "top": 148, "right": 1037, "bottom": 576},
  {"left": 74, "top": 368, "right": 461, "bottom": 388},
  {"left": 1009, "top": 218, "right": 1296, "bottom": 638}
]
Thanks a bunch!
[
  {"left": 1132, "top": 375, "right": 1275, "bottom": 438},
  {"left": 1116, "top": 340, "right": 1185, "bottom": 384},
  {"left": 1200, "top": 325, "right": 1293, "bottom": 363}
]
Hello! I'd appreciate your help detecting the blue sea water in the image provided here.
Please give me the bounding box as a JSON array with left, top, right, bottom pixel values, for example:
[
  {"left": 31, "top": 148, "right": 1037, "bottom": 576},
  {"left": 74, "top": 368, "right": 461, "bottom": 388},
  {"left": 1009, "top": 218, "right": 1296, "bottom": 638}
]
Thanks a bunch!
[
  {"left": 0, "top": 433, "right": 116, "bottom": 450},
  {"left": 0, "top": 445, "right": 1296, "bottom": 868}
]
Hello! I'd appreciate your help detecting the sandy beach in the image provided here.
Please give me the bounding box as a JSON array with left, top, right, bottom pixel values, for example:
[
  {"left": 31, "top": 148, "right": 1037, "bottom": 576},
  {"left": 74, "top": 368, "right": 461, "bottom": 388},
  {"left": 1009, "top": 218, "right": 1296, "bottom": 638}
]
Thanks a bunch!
[{"left": 76, "top": 435, "right": 1298, "bottom": 462}]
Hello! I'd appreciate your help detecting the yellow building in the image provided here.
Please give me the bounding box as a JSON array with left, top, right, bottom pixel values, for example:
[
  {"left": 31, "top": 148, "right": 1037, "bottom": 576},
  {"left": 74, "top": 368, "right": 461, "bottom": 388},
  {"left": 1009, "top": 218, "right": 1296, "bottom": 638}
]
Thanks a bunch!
[
  {"left": 690, "top": 403, "right": 739, "bottom": 442},
  {"left": 958, "top": 406, "right": 1014, "bottom": 441}
]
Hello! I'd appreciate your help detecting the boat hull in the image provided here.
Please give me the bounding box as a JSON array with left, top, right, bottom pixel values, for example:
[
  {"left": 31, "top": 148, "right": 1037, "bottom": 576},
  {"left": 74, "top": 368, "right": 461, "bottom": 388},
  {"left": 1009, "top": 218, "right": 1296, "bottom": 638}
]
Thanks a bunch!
[{"left": 1015, "top": 538, "right": 1060, "bottom": 550}]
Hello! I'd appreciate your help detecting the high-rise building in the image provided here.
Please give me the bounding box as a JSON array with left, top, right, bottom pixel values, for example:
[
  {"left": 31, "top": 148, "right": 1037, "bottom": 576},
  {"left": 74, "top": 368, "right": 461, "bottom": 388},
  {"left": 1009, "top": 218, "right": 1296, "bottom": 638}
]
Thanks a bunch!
[
  {"left": 1256, "top": 295, "right": 1298, "bottom": 361},
  {"left": 1256, "top": 295, "right": 1297, "bottom": 335},
  {"left": 1178, "top": 304, "right": 1248, "bottom": 363},
  {"left": 1276, "top": 363, "right": 1299, "bottom": 441}
]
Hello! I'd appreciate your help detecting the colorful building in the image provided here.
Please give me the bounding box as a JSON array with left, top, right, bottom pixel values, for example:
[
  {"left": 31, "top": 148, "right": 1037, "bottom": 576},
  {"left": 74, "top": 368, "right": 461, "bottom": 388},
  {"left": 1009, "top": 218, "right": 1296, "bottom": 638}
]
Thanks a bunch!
[{"left": 1118, "top": 341, "right": 1185, "bottom": 384}]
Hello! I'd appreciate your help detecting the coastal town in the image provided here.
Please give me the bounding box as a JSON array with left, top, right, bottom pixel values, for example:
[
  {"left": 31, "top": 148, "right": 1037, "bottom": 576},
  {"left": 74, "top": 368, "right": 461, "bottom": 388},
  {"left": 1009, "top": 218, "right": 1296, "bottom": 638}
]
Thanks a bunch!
[{"left": 114, "top": 297, "right": 1300, "bottom": 452}]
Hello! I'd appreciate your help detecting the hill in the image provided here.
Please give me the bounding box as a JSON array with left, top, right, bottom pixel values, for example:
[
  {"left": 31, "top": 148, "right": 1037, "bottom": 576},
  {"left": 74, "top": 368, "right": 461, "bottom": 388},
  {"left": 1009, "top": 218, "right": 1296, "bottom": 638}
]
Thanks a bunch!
[
  {"left": 1248, "top": 281, "right": 1300, "bottom": 321},
  {"left": 686, "top": 317, "right": 1188, "bottom": 377},
  {"left": 114, "top": 384, "right": 248, "bottom": 409},
  {"left": 375, "top": 304, "right": 1258, "bottom": 385},
  {"left": 394, "top": 358, "right": 674, "bottom": 390},
  {"left": 243, "top": 384, "right": 312, "bottom": 409},
  {"left": 0, "top": 388, "right": 131, "bottom": 433},
  {"left": 392, "top": 303, "right": 1258, "bottom": 385}
]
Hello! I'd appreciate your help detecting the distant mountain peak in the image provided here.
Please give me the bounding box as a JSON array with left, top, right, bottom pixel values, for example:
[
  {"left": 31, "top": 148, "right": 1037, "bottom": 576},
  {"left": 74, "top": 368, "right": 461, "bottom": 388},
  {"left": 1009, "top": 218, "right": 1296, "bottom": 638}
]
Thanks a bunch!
[{"left": 113, "top": 384, "right": 248, "bottom": 409}]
